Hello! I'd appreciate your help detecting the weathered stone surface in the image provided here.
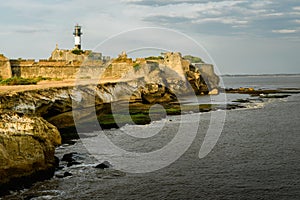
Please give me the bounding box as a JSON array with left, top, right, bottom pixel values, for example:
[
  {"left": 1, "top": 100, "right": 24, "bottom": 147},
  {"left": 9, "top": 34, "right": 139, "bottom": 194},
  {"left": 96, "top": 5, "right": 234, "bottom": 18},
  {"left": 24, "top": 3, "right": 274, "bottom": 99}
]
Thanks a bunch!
[
  {"left": 208, "top": 88, "right": 219, "bottom": 95},
  {"left": 0, "top": 113, "right": 61, "bottom": 191},
  {"left": 0, "top": 54, "right": 12, "bottom": 79},
  {"left": 195, "top": 63, "right": 220, "bottom": 91}
]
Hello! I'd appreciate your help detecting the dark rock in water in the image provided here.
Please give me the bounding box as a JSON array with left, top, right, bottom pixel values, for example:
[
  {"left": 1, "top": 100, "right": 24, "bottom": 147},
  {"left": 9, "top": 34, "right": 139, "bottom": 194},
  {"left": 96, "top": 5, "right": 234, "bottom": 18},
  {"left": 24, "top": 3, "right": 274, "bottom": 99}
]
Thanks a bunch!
[
  {"left": 55, "top": 171, "right": 72, "bottom": 178},
  {"left": 61, "top": 152, "right": 78, "bottom": 162},
  {"left": 259, "top": 94, "right": 290, "bottom": 98},
  {"left": 61, "top": 152, "right": 83, "bottom": 167},
  {"left": 67, "top": 161, "right": 81, "bottom": 167},
  {"left": 232, "top": 99, "right": 251, "bottom": 103},
  {"left": 95, "top": 161, "right": 112, "bottom": 169},
  {"left": 64, "top": 172, "right": 72, "bottom": 177},
  {"left": 54, "top": 156, "right": 60, "bottom": 168}
]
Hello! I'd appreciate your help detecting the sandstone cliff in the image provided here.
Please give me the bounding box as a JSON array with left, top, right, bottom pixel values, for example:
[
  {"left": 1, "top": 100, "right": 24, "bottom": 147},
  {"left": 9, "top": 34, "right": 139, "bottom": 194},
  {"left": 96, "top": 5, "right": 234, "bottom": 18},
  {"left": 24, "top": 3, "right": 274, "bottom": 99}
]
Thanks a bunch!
[{"left": 0, "top": 52, "right": 220, "bottom": 194}]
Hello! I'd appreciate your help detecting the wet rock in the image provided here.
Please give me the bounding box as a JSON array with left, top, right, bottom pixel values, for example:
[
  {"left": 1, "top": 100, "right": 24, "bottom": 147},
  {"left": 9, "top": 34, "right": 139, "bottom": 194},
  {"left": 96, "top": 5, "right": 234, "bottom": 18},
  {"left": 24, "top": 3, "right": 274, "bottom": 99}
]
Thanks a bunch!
[
  {"left": 233, "top": 99, "right": 251, "bottom": 103},
  {"left": 95, "top": 161, "right": 112, "bottom": 169},
  {"left": 208, "top": 88, "right": 219, "bottom": 95},
  {"left": 54, "top": 156, "right": 60, "bottom": 170},
  {"left": 259, "top": 94, "right": 290, "bottom": 98},
  {"left": 67, "top": 161, "right": 81, "bottom": 167},
  {"left": 55, "top": 171, "right": 72, "bottom": 178},
  {"left": 61, "top": 152, "right": 78, "bottom": 162}
]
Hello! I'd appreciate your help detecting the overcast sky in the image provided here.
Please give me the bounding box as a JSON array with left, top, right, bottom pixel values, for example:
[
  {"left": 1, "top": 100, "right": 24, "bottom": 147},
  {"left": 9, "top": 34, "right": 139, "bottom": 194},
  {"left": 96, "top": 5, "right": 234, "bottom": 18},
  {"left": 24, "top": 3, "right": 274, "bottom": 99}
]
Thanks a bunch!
[{"left": 0, "top": 0, "right": 300, "bottom": 74}]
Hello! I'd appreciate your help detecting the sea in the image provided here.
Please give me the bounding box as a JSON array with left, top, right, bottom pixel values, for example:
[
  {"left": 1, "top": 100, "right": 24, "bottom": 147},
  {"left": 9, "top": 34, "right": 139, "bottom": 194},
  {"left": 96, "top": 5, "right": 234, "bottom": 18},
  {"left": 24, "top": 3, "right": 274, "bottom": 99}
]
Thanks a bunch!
[{"left": 2, "top": 75, "right": 300, "bottom": 200}]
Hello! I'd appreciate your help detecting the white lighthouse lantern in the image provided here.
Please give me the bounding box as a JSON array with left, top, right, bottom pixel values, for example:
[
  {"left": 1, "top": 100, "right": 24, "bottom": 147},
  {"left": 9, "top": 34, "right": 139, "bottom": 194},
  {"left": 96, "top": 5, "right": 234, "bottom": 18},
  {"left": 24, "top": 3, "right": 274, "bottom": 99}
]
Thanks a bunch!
[{"left": 73, "top": 24, "right": 82, "bottom": 49}]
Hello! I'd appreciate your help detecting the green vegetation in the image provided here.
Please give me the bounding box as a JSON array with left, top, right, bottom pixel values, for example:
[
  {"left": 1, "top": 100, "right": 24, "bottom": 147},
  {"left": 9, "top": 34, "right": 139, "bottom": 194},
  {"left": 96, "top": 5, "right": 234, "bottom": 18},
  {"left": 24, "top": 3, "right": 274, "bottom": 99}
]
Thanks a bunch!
[
  {"left": 133, "top": 63, "right": 141, "bottom": 71},
  {"left": 71, "top": 49, "right": 84, "bottom": 55},
  {"left": 183, "top": 55, "right": 204, "bottom": 63},
  {"left": 0, "top": 76, "right": 54, "bottom": 86},
  {"left": 145, "top": 56, "right": 164, "bottom": 60},
  {"left": 114, "top": 57, "right": 128, "bottom": 62},
  {"left": 0, "top": 77, "right": 39, "bottom": 85}
]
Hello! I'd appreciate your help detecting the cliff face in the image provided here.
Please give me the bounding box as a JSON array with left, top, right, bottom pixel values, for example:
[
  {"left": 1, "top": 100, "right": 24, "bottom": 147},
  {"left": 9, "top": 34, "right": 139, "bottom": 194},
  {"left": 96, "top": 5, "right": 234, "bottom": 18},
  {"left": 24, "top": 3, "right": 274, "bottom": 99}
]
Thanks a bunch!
[{"left": 0, "top": 52, "right": 220, "bottom": 193}]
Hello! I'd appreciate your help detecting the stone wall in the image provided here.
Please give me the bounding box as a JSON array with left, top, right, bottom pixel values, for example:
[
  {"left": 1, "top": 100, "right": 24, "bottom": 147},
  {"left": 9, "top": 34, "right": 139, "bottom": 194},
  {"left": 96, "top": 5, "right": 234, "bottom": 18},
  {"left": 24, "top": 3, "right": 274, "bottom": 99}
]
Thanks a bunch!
[
  {"left": 9, "top": 59, "right": 105, "bottom": 79},
  {"left": 0, "top": 51, "right": 219, "bottom": 89},
  {"left": 163, "top": 52, "right": 190, "bottom": 79},
  {"left": 0, "top": 54, "right": 12, "bottom": 79}
]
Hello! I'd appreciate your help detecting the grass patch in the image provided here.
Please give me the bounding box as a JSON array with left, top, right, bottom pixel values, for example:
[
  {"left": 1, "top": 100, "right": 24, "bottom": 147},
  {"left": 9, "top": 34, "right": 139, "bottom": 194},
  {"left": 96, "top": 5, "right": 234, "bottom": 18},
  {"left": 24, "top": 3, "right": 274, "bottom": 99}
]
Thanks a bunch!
[
  {"left": 0, "top": 77, "right": 39, "bottom": 85},
  {"left": 145, "top": 56, "right": 164, "bottom": 60},
  {"left": 0, "top": 76, "right": 56, "bottom": 85}
]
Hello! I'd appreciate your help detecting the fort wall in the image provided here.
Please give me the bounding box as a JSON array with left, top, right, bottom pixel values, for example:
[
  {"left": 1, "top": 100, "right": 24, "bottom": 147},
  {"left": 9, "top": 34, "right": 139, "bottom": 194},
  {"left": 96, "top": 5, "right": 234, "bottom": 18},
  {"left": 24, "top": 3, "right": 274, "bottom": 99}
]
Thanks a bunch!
[
  {"left": 0, "top": 49, "right": 213, "bottom": 82},
  {"left": 0, "top": 54, "right": 12, "bottom": 79}
]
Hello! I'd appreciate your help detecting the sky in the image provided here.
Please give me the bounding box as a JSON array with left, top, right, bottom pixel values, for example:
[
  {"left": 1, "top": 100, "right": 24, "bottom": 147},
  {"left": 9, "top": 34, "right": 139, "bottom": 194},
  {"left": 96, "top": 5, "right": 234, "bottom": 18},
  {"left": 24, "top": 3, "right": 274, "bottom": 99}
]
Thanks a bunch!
[{"left": 0, "top": 0, "right": 300, "bottom": 74}]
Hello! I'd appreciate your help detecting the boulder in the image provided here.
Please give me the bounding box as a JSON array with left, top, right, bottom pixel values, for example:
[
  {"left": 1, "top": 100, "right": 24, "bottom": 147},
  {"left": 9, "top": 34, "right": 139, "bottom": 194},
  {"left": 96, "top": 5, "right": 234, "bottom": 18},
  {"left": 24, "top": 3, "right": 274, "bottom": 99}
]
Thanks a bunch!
[
  {"left": 95, "top": 161, "right": 112, "bottom": 169},
  {"left": 0, "top": 113, "right": 61, "bottom": 193}
]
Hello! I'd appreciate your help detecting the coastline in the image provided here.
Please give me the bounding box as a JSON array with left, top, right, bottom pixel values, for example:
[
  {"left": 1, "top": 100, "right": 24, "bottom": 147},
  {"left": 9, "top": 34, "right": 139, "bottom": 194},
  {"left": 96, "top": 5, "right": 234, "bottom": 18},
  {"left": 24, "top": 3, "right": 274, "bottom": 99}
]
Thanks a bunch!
[
  {"left": 0, "top": 53, "right": 220, "bottom": 195},
  {"left": 0, "top": 78, "right": 299, "bottom": 196}
]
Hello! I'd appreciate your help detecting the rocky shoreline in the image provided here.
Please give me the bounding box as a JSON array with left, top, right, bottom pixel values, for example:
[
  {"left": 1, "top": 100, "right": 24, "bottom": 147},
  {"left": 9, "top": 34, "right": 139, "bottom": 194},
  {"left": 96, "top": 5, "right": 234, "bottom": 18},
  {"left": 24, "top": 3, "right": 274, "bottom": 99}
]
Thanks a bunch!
[
  {"left": 0, "top": 83, "right": 297, "bottom": 196},
  {"left": 1, "top": 51, "right": 298, "bottom": 196},
  {"left": 0, "top": 53, "right": 220, "bottom": 195}
]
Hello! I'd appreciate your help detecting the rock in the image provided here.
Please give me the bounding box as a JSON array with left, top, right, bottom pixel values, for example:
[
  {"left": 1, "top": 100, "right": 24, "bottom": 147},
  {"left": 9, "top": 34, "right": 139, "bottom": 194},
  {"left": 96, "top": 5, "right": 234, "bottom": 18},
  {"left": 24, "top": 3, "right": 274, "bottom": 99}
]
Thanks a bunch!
[
  {"left": 61, "top": 152, "right": 82, "bottom": 167},
  {"left": 141, "top": 83, "right": 177, "bottom": 104},
  {"left": 195, "top": 63, "right": 220, "bottom": 91},
  {"left": 67, "top": 161, "right": 82, "bottom": 167},
  {"left": 61, "top": 152, "right": 78, "bottom": 162},
  {"left": 54, "top": 156, "right": 60, "bottom": 168},
  {"left": 95, "top": 161, "right": 112, "bottom": 169},
  {"left": 0, "top": 113, "right": 61, "bottom": 193},
  {"left": 64, "top": 171, "right": 73, "bottom": 177},
  {"left": 208, "top": 88, "right": 219, "bottom": 95},
  {"left": 55, "top": 171, "right": 72, "bottom": 178}
]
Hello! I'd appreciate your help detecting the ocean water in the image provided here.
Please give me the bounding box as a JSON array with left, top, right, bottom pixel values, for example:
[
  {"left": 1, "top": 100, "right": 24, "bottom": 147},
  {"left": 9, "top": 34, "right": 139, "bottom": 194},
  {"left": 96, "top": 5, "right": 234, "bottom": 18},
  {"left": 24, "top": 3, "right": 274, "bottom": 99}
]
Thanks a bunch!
[{"left": 2, "top": 75, "right": 300, "bottom": 199}]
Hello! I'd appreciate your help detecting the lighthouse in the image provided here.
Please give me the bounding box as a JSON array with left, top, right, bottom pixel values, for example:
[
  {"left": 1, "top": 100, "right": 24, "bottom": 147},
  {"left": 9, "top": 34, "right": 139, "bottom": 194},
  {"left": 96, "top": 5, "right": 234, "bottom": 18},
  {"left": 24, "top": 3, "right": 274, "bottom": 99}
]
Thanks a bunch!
[{"left": 73, "top": 24, "right": 82, "bottom": 49}]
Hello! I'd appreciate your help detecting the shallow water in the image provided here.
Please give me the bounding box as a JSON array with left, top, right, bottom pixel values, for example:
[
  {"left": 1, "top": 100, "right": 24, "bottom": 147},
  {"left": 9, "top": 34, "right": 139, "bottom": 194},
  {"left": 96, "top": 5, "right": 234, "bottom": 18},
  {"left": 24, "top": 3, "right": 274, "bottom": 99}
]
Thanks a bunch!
[{"left": 2, "top": 76, "right": 300, "bottom": 199}]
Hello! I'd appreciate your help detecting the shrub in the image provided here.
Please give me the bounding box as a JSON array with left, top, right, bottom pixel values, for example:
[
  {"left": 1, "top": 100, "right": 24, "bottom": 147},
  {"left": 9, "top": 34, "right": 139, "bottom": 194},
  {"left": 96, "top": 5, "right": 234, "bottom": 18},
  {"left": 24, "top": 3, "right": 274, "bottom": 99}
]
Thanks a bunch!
[
  {"left": 71, "top": 49, "right": 84, "bottom": 55},
  {"left": 0, "top": 77, "right": 39, "bottom": 85},
  {"left": 133, "top": 63, "right": 141, "bottom": 71},
  {"left": 145, "top": 56, "right": 164, "bottom": 60},
  {"left": 0, "top": 76, "right": 53, "bottom": 86},
  {"left": 183, "top": 55, "right": 204, "bottom": 63}
]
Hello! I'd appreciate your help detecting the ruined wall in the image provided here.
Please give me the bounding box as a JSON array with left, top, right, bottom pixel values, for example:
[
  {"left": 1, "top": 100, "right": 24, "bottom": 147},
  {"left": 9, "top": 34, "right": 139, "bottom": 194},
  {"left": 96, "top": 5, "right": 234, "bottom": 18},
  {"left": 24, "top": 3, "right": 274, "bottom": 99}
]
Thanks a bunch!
[
  {"left": 0, "top": 54, "right": 12, "bottom": 79},
  {"left": 50, "top": 48, "right": 102, "bottom": 62},
  {"left": 163, "top": 52, "right": 190, "bottom": 79},
  {"left": 10, "top": 59, "right": 105, "bottom": 79},
  {"left": 0, "top": 51, "right": 218, "bottom": 86}
]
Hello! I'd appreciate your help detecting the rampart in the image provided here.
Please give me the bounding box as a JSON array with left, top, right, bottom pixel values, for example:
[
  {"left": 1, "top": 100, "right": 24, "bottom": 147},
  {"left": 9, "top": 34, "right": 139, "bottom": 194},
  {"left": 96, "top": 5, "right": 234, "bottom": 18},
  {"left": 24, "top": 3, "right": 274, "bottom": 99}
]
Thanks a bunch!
[{"left": 0, "top": 49, "right": 217, "bottom": 84}]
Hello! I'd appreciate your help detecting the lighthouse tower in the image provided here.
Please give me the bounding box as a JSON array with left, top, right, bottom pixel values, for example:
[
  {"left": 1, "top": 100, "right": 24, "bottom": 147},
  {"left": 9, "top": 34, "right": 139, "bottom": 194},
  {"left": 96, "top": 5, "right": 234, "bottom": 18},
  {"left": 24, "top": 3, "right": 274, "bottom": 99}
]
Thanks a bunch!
[{"left": 73, "top": 24, "right": 82, "bottom": 49}]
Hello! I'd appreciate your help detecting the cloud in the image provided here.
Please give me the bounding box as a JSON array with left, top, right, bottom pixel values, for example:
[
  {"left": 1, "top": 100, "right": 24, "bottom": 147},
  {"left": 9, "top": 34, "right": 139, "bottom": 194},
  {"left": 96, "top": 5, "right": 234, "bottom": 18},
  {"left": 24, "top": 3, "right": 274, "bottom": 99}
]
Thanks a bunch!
[
  {"left": 263, "top": 12, "right": 284, "bottom": 17},
  {"left": 293, "top": 6, "right": 300, "bottom": 11},
  {"left": 192, "top": 17, "right": 248, "bottom": 25},
  {"left": 272, "top": 29, "right": 297, "bottom": 34}
]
